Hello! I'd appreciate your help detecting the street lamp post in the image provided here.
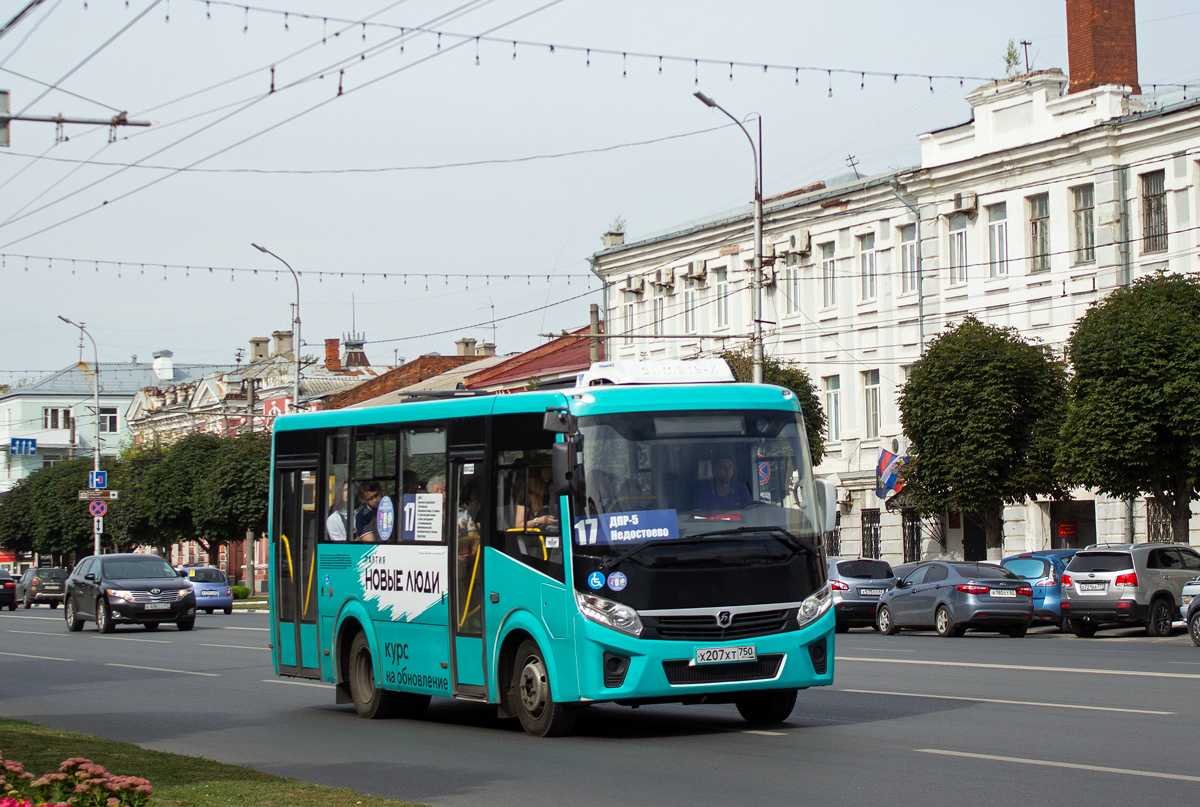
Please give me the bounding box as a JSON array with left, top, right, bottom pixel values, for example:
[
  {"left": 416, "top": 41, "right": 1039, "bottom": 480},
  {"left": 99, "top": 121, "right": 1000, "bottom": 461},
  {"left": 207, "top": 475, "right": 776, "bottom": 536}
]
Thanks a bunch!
[
  {"left": 694, "top": 91, "right": 764, "bottom": 384},
  {"left": 251, "top": 244, "right": 302, "bottom": 413},
  {"left": 57, "top": 315, "right": 101, "bottom": 556}
]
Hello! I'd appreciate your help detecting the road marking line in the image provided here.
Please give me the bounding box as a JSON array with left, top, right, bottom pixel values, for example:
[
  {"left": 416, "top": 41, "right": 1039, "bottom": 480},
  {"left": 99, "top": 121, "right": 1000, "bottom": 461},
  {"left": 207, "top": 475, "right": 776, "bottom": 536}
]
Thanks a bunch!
[
  {"left": 106, "top": 663, "right": 218, "bottom": 677},
  {"left": 742, "top": 730, "right": 786, "bottom": 736},
  {"left": 843, "top": 688, "right": 1173, "bottom": 715},
  {"left": 837, "top": 656, "right": 1200, "bottom": 680},
  {"left": 0, "top": 615, "right": 66, "bottom": 621},
  {"left": 0, "top": 650, "right": 74, "bottom": 662},
  {"left": 222, "top": 626, "right": 269, "bottom": 631},
  {"left": 96, "top": 636, "right": 174, "bottom": 644},
  {"left": 7, "top": 629, "right": 68, "bottom": 636},
  {"left": 200, "top": 643, "right": 268, "bottom": 651},
  {"left": 916, "top": 749, "right": 1200, "bottom": 783},
  {"left": 261, "top": 679, "right": 333, "bottom": 689}
]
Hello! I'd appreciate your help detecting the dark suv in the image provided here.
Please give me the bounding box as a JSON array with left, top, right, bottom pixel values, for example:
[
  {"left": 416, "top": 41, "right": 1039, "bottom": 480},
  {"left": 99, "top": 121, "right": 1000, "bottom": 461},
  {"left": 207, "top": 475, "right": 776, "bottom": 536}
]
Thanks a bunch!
[
  {"left": 15, "top": 567, "right": 67, "bottom": 608},
  {"left": 64, "top": 553, "right": 197, "bottom": 633}
]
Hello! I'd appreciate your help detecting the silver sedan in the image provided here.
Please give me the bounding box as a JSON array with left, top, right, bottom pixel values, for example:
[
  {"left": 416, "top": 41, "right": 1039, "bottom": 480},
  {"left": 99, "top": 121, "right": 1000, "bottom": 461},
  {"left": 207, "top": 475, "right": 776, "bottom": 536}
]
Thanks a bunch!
[{"left": 877, "top": 561, "right": 1034, "bottom": 638}]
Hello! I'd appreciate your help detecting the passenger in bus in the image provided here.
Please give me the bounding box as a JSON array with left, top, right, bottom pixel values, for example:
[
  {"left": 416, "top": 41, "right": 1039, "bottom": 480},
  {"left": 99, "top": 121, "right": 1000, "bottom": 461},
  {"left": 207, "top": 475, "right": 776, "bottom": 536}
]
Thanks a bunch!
[
  {"left": 586, "top": 469, "right": 619, "bottom": 515},
  {"left": 354, "top": 481, "right": 384, "bottom": 541},
  {"left": 326, "top": 481, "right": 349, "bottom": 541},
  {"left": 457, "top": 480, "right": 483, "bottom": 633},
  {"left": 516, "top": 462, "right": 558, "bottom": 532},
  {"left": 693, "top": 453, "right": 752, "bottom": 510},
  {"left": 427, "top": 475, "right": 447, "bottom": 495},
  {"left": 402, "top": 470, "right": 424, "bottom": 495}
]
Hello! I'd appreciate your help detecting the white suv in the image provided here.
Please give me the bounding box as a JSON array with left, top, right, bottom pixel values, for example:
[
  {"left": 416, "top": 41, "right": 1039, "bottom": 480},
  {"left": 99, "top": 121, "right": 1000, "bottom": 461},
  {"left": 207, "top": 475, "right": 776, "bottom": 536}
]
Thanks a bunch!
[{"left": 1060, "top": 542, "right": 1200, "bottom": 638}]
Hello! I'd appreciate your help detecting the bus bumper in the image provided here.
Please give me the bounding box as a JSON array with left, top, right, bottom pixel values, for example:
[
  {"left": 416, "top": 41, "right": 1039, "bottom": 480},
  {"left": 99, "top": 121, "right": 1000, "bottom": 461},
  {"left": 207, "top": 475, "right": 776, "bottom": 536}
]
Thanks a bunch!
[{"left": 572, "top": 610, "right": 835, "bottom": 703}]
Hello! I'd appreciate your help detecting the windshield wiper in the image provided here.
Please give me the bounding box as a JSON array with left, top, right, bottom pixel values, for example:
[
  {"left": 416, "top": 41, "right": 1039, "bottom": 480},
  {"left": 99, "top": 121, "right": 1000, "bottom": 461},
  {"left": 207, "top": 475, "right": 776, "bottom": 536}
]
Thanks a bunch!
[
  {"left": 600, "top": 539, "right": 683, "bottom": 571},
  {"left": 686, "top": 525, "right": 817, "bottom": 556}
]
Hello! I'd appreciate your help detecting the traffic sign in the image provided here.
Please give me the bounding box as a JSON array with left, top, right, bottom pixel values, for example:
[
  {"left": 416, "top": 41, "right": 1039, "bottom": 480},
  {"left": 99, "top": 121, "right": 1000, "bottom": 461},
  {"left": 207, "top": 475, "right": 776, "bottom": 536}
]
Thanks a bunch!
[
  {"left": 9, "top": 438, "right": 36, "bottom": 456},
  {"left": 77, "top": 490, "right": 119, "bottom": 501},
  {"left": 88, "top": 500, "right": 108, "bottom": 517},
  {"left": 93, "top": 516, "right": 103, "bottom": 535},
  {"left": 89, "top": 470, "right": 107, "bottom": 489}
]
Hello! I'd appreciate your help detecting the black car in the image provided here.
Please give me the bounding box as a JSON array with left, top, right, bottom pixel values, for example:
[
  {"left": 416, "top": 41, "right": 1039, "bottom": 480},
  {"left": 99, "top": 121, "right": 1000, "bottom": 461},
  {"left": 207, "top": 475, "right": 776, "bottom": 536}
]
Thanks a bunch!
[
  {"left": 15, "top": 567, "right": 67, "bottom": 608},
  {"left": 0, "top": 570, "right": 15, "bottom": 610},
  {"left": 64, "top": 553, "right": 196, "bottom": 633}
]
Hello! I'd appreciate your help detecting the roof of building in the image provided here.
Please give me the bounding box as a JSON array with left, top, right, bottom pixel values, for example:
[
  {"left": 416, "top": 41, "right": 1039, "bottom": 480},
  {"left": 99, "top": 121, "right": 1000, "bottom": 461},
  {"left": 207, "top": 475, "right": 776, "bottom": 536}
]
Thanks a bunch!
[
  {"left": 0, "top": 361, "right": 231, "bottom": 400},
  {"left": 323, "top": 354, "right": 487, "bottom": 409},
  {"left": 353, "top": 355, "right": 509, "bottom": 407},
  {"left": 465, "top": 327, "right": 599, "bottom": 390}
]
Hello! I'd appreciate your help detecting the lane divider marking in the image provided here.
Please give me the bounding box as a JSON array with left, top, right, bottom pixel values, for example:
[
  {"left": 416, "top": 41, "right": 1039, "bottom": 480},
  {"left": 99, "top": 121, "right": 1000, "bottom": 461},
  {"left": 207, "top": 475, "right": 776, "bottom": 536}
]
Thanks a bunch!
[
  {"left": 105, "top": 663, "right": 218, "bottom": 677},
  {"left": 0, "top": 650, "right": 73, "bottom": 661},
  {"left": 95, "top": 636, "right": 173, "bottom": 644},
  {"left": 199, "top": 643, "right": 268, "bottom": 651},
  {"left": 7, "top": 630, "right": 69, "bottom": 637},
  {"left": 261, "top": 679, "right": 333, "bottom": 689},
  {"left": 837, "top": 656, "right": 1200, "bottom": 680},
  {"left": 842, "top": 688, "right": 1174, "bottom": 715},
  {"left": 916, "top": 748, "right": 1200, "bottom": 783}
]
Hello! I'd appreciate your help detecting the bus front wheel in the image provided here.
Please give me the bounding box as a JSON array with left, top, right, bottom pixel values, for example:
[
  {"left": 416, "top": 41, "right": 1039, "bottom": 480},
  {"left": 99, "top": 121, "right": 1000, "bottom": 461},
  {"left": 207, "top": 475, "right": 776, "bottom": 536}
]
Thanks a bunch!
[
  {"left": 735, "top": 689, "right": 798, "bottom": 724},
  {"left": 349, "top": 632, "right": 399, "bottom": 719},
  {"left": 510, "top": 639, "right": 577, "bottom": 737}
]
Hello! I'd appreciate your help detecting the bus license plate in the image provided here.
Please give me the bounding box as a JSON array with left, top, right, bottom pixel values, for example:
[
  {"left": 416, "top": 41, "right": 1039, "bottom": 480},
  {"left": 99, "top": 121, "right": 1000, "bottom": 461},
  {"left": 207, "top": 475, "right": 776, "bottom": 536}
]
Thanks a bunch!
[
  {"left": 991, "top": 589, "right": 1016, "bottom": 598},
  {"left": 695, "top": 645, "right": 756, "bottom": 665},
  {"left": 144, "top": 603, "right": 170, "bottom": 611}
]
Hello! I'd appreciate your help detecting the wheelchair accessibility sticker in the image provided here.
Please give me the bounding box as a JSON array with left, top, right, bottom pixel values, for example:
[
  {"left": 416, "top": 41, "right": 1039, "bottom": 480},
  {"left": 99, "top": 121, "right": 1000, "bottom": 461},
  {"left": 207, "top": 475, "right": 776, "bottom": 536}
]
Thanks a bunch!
[{"left": 587, "top": 571, "right": 606, "bottom": 590}]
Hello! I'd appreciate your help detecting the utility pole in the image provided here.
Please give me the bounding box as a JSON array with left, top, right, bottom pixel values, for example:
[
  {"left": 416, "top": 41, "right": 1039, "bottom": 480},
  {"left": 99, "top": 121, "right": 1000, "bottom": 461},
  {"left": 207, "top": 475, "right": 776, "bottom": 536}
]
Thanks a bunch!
[
  {"left": 846, "top": 154, "right": 861, "bottom": 179},
  {"left": 0, "top": 92, "right": 153, "bottom": 145},
  {"left": 1020, "top": 40, "right": 1032, "bottom": 74}
]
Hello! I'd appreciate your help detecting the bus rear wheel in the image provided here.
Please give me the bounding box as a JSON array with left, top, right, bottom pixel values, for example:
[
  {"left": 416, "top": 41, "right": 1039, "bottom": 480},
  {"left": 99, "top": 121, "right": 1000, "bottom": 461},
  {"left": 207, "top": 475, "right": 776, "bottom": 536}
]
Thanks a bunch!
[
  {"left": 735, "top": 689, "right": 798, "bottom": 724},
  {"left": 349, "top": 632, "right": 398, "bottom": 719},
  {"left": 510, "top": 639, "right": 577, "bottom": 737}
]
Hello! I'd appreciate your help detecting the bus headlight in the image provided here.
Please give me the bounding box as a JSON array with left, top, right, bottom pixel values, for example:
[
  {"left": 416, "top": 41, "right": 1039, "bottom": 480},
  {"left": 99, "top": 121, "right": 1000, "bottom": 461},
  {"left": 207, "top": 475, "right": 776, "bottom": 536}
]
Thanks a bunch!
[
  {"left": 797, "top": 583, "right": 832, "bottom": 628},
  {"left": 576, "top": 591, "right": 644, "bottom": 638}
]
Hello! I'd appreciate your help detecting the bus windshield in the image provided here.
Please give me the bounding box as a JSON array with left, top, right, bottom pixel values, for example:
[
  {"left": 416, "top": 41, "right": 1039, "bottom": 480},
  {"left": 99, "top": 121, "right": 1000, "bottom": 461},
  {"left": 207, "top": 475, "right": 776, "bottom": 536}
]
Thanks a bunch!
[{"left": 569, "top": 409, "right": 819, "bottom": 563}]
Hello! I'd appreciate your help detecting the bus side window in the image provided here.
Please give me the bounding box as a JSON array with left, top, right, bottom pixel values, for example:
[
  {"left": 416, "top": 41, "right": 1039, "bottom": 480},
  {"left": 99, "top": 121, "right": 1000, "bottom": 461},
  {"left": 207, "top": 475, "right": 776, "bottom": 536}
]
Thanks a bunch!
[
  {"left": 493, "top": 451, "right": 564, "bottom": 582},
  {"left": 324, "top": 433, "right": 350, "bottom": 542}
]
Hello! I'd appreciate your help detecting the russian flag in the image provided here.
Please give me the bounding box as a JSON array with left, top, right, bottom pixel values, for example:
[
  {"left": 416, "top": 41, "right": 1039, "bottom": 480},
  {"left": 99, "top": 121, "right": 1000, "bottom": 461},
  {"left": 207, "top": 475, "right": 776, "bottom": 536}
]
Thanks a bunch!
[{"left": 875, "top": 448, "right": 907, "bottom": 500}]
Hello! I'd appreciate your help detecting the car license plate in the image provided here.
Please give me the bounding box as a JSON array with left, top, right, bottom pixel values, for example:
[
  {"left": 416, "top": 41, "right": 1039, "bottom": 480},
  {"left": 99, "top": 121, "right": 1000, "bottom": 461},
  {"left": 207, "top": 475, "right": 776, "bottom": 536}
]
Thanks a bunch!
[
  {"left": 143, "top": 603, "right": 170, "bottom": 611},
  {"left": 43, "top": 586, "right": 61, "bottom": 592},
  {"left": 695, "top": 645, "right": 756, "bottom": 665},
  {"left": 859, "top": 588, "right": 884, "bottom": 596},
  {"left": 1080, "top": 583, "right": 1106, "bottom": 592},
  {"left": 991, "top": 589, "right": 1016, "bottom": 598},
  {"left": 200, "top": 590, "right": 217, "bottom": 597}
]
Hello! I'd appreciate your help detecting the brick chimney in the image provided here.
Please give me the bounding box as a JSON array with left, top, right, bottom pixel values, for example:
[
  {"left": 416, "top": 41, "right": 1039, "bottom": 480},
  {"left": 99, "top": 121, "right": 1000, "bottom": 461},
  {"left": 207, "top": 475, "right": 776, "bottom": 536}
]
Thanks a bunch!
[
  {"left": 324, "top": 338, "right": 342, "bottom": 372},
  {"left": 1066, "top": 0, "right": 1139, "bottom": 95}
]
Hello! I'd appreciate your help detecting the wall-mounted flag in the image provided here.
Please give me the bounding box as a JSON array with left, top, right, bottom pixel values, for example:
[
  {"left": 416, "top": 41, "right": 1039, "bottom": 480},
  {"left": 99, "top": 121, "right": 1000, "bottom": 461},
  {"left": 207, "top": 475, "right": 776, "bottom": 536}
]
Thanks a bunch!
[{"left": 875, "top": 448, "right": 907, "bottom": 500}]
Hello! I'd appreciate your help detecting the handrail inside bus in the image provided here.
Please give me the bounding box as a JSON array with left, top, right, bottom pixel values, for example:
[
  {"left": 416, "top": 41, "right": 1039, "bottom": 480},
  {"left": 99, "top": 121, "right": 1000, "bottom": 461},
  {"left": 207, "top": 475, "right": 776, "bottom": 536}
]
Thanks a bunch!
[
  {"left": 459, "top": 543, "right": 482, "bottom": 629},
  {"left": 280, "top": 533, "right": 294, "bottom": 579},
  {"left": 303, "top": 549, "right": 316, "bottom": 618}
]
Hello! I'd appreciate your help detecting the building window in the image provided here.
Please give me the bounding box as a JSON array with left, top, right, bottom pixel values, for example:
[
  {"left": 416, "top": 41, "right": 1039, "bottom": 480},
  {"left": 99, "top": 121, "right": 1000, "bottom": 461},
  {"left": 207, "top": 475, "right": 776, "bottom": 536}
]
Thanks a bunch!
[
  {"left": 683, "top": 281, "right": 698, "bottom": 334},
  {"left": 987, "top": 203, "right": 1008, "bottom": 277},
  {"left": 1029, "top": 193, "right": 1050, "bottom": 273},
  {"left": 41, "top": 453, "right": 65, "bottom": 469},
  {"left": 622, "top": 291, "right": 636, "bottom": 345},
  {"left": 900, "top": 225, "right": 918, "bottom": 294},
  {"left": 861, "top": 508, "right": 881, "bottom": 559},
  {"left": 714, "top": 268, "right": 729, "bottom": 328},
  {"left": 1142, "top": 170, "right": 1167, "bottom": 253},
  {"left": 948, "top": 214, "right": 968, "bottom": 285},
  {"left": 1072, "top": 184, "right": 1095, "bottom": 263},
  {"left": 823, "top": 375, "right": 841, "bottom": 442},
  {"left": 652, "top": 294, "right": 665, "bottom": 337},
  {"left": 785, "top": 266, "right": 801, "bottom": 315},
  {"left": 42, "top": 408, "right": 71, "bottom": 430},
  {"left": 99, "top": 407, "right": 118, "bottom": 434},
  {"left": 863, "top": 369, "right": 881, "bottom": 439},
  {"left": 820, "top": 243, "right": 837, "bottom": 308},
  {"left": 858, "top": 233, "right": 877, "bottom": 301}
]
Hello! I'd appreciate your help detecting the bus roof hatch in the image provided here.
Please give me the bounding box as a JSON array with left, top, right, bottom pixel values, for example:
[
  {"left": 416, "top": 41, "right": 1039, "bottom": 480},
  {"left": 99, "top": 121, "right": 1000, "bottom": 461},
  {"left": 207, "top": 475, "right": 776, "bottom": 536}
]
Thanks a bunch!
[{"left": 574, "top": 359, "right": 735, "bottom": 387}]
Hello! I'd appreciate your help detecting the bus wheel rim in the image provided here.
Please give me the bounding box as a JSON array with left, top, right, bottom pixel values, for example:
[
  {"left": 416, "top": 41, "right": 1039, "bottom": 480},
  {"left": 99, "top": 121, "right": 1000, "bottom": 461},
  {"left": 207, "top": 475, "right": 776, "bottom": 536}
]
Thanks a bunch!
[{"left": 518, "top": 656, "right": 548, "bottom": 717}]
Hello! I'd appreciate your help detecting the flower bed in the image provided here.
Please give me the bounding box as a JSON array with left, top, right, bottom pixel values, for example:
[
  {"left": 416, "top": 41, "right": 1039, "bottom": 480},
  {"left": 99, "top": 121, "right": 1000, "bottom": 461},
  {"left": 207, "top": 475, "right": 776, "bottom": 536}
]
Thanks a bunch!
[{"left": 2, "top": 753, "right": 151, "bottom": 807}]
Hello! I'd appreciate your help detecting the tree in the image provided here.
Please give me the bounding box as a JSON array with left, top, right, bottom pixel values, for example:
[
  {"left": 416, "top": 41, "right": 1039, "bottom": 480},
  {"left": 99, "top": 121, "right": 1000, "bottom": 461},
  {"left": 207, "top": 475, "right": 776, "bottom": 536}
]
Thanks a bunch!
[
  {"left": 107, "top": 442, "right": 168, "bottom": 553},
  {"left": 0, "top": 479, "right": 37, "bottom": 555},
  {"left": 722, "top": 349, "right": 827, "bottom": 466},
  {"left": 898, "top": 316, "right": 1067, "bottom": 553},
  {"left": 1058, "top": 271, "right": 1200, "bottom": 542},
  {"left": 140, "top": 433, "right": 225, "bottom": 562},
  {"left": 193, "top": 432, "right": 271, "bottom": 557},
  {"left": 25, "top": 458, "right": 113, "bottom": 559}
]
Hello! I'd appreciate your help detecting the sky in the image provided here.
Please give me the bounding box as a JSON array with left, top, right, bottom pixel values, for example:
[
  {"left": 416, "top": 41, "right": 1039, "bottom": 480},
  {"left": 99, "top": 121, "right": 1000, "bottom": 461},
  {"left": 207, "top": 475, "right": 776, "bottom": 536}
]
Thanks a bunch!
[{"left": 0, "top": 0, "right": 1196, "bottom": 382}]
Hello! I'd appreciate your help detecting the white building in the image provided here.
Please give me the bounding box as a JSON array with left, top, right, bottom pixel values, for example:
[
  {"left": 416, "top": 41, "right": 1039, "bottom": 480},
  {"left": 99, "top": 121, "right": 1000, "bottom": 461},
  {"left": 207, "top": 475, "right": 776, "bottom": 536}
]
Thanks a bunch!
[
  {"left": 590, "top": 4, "right": 1198, "bottom": 562},
  {"left": 0, "top": 351, "right": 227, "bottom": 494}
]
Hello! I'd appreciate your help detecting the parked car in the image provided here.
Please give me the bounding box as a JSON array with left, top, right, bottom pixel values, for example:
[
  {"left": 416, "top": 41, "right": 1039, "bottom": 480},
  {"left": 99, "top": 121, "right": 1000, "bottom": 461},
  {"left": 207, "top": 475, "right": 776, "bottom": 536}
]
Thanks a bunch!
[
  {"left": 876, "top": 561, "right": 1034, "bottom": 638},
  {"left": 64, "top": 553, "right": 197, "bottom": 633},
  {"left": 1182, "top": 576, "right": 1200, "bottom": 620},
  {"left": 182, "top": 566, "right": 234, "bottom": 615},
  {"left": 1000, "top": 550, "right": 1076, "bottom": 628},
  {"left": 1060, "top": 542, "right": 1200, "bottom": 637},
  {"left": 15, "top": 567, "right": 67, "bottom": 609},
  {"left": 1186, "top": 578, "right": 1200, "bottom": 647},
  {"left": 0, "top": 570, "right": 16, "bottom": 610},
  {"left": 826, "top": 557, "right": 896, "bottom": 632}
]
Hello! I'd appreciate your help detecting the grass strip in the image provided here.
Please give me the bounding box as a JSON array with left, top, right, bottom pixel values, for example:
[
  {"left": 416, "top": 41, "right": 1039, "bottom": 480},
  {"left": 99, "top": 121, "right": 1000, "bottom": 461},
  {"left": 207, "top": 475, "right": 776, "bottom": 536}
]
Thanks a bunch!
[{"left": 0, "top": 717, "right": 428, "bottom": 807}]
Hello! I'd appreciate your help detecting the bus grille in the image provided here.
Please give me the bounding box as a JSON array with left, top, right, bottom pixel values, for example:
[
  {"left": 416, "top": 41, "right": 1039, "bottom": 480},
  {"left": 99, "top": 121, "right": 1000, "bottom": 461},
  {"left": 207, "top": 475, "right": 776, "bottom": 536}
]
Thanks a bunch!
[
  {"left": 662, "top": 654, "right": 783, "bottom": 685},
  {"left": 647, "top": 609, "right": 794, "bottom": 641}
]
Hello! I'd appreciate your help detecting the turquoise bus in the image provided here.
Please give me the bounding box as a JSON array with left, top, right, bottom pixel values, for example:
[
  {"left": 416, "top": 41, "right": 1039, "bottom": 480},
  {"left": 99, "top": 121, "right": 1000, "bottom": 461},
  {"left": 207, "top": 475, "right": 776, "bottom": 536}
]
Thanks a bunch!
[{"left": 268, "top": 360, "right": 837, "bottom": 736}]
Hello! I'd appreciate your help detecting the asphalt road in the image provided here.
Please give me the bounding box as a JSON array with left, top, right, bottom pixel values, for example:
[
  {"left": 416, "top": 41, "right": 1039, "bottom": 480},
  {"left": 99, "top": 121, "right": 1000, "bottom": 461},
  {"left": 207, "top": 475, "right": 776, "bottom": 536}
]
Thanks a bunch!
[{"left": 2, "top": 607, "right": 1198, "bottom": 807}]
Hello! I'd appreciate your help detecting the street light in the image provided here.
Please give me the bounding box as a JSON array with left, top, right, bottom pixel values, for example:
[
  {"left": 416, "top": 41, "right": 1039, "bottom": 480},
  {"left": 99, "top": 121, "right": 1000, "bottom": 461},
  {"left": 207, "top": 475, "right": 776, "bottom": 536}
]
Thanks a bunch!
[
  {"left": 694, "top": 90, "right": 764, "bottom": 384},
  {"left": 251, "top": 244, "right": 302, "bottom": 413},
  {"left": 57, "top": 315, "right": 101, "bottom": 556}
]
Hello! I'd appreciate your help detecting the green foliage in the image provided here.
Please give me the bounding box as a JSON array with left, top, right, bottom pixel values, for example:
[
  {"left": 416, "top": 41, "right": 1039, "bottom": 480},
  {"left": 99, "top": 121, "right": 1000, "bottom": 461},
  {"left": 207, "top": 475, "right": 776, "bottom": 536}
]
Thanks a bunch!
[
  {"left": 231, "top": 585, "right": 250, "bottom": 600},
  {"left": 721, "top": 349, "right": 826, "bottom": 466},
  {"left": 140, "top": 433, "right": 225, "bottom": 556},
  {"left": 107, "top": 442, "right": 168, "bottom": 553},
  {"left": 193, "top": 432, "right": 271, "bottom": 543},
  {"left": 0, "top": 477, "right": 36, "bottom": 554},
  {"left": 1004, "top": 38, "right": 1021, "bottom": 77},
  {"left": 898, "top": 317, "right": 1067, "bottom": 544},
  {"left": 1058, "top": 271, "right": 1200, "bottom": 541}
]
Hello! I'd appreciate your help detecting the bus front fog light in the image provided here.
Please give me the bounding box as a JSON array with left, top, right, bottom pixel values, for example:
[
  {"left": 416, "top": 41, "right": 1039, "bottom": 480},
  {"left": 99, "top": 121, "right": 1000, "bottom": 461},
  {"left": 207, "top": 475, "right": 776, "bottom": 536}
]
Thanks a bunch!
[{"left": 576, "top": 591, "right": 644, "bottom": 637}]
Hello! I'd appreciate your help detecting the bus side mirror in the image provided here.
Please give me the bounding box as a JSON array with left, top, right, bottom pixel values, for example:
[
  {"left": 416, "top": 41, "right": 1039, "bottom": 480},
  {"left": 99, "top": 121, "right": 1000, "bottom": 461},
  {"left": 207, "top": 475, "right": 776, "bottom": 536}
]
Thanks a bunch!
[
  {"left": 814, "top": 477, "right": 837, "bottom": 535},
  {"left": 551, "top": 442, "right": 577, "bottom": 498}
]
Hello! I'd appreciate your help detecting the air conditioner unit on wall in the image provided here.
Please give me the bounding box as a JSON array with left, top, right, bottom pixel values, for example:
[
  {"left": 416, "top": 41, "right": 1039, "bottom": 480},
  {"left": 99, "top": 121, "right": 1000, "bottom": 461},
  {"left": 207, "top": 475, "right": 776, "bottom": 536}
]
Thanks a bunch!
[
  {"left": 789, "top": 229, "right": 811, "bottom": 257},
  {"left": 760, "top": 268, "right": 777, "bottom": 287},
  {"left": 653, "top": 268, "right": 676, "bottom": 291},
  {"left": 952, "top": 192, "right": 977, "bottom": 216},
  {"left": 684, "top": 260, "right": 707, "bottom": 282},
  {"left": 623, "top": 275, "right": 645, "bottom": 295}
]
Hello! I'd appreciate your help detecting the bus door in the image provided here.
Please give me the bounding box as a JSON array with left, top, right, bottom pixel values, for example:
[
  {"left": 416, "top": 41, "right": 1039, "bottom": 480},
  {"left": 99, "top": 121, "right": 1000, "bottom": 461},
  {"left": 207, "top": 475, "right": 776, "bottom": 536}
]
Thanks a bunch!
[
  {"left": 449, "top": 452, "right": 487, "bottom": 697},
  {"left": 273, "top": 461, "right": 322, "bottom": 678}
]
